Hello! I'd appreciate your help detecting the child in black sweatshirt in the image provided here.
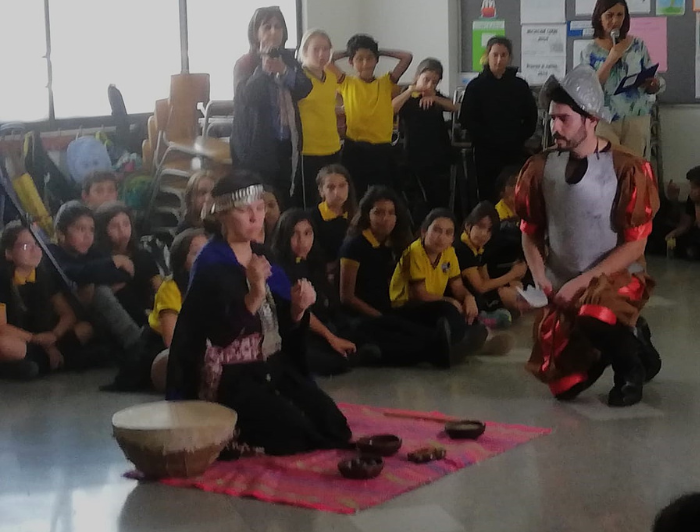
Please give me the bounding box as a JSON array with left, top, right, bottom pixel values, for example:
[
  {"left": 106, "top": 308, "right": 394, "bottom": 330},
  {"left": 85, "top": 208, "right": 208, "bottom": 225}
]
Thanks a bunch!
[{"left": 49, "top": 201, "right": 143, "bottom": 356}]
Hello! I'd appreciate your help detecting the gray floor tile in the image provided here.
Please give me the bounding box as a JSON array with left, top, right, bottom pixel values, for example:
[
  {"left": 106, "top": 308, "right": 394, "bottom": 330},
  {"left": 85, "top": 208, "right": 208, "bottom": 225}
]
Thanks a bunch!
[{"left": 351, "top": 504, "right": 464, "bottom": 532}]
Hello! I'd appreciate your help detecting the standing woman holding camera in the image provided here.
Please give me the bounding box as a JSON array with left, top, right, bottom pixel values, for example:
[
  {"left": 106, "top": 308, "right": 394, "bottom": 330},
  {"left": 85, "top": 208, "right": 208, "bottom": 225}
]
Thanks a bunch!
[
  {"left": 581, "top": 0, "right": 664, "bottom": 158},
  {"left": 231, "top": 6, "right": 312, "bottom": 207}
]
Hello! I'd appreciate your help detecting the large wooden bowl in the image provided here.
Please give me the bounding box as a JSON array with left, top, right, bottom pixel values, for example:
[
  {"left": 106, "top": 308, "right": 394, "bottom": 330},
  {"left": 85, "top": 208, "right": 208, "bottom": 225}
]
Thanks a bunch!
[{"left": 112, "top": 401, "right": 237, "bottom": 479}]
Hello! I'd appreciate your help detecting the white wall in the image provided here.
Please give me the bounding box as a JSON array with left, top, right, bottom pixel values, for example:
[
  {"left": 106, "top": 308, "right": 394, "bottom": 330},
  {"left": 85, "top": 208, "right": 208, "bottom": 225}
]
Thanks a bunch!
[
  {"left": 362, "top": 0, "right": 460, "bottom": 92},
  {"left": 301, "top": 0, "right": 364, "bottom": 55}
]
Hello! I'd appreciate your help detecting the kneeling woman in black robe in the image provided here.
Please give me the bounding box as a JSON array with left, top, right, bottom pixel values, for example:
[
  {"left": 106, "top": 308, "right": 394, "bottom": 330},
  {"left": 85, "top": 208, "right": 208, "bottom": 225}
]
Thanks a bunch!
[{"left": 166, "top": 170, "right": 351, "bottom": 456}]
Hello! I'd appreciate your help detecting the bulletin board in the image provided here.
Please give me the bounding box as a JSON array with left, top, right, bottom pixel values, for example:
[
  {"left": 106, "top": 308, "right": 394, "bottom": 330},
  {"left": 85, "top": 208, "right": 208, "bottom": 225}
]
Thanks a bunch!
[{"left": 461, "top": 0, "right": 698, "bottom": 103}]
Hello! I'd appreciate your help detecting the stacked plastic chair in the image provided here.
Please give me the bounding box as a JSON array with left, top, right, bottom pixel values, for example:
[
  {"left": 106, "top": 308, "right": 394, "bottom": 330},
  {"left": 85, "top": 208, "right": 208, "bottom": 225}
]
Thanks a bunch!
[{"left": 143, "top": 73, "right": 231, "bottom": 240}]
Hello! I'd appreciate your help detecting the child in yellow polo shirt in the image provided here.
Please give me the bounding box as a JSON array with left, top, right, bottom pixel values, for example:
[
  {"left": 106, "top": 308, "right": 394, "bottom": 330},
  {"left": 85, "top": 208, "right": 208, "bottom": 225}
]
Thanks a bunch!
[
  {"left": 494, "top": 166, "right": 519, "bottom": 224},
  {"left": 297, "top": 29, "right": 343, "bottom": 208},
  {"left": 333, "top": 34, "right": 413, "bottom": 197},
  {"left": 455, "top": 202, "right": 527, "bottom": 328},
  {"left": 484, "top": 167, "right": 528, "bottom": 286},
  {"left": 389, "top": 209, "right": 488, "bottom": 363}
]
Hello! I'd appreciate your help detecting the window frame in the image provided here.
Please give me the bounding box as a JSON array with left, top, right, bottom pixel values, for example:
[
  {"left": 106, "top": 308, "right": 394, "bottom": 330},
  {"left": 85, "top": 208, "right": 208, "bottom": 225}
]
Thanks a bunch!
[{"left": 6, "top": 0, "right": 303, "bottom": 132}]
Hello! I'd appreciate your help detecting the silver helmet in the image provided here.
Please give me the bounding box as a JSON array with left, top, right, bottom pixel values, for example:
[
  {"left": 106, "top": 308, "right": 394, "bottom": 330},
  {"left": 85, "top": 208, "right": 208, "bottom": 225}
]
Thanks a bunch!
[{"left": 540, "top": 64, "right": 609, "bottom": 122}]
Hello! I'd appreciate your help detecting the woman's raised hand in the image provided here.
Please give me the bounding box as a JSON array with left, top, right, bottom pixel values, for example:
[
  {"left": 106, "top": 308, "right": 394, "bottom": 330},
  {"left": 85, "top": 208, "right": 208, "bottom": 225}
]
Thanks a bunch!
[
  {"left": 247, "top": 254, "right": 272, "bottom": 289},
  {"left": 608, "top": 38, "right": 630, "bottom": 63}
]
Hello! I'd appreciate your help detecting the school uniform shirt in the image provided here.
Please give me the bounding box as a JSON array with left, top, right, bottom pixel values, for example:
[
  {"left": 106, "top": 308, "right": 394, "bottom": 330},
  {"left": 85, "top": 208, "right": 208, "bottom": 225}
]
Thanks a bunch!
[
  {"left": 454, "top": 232, "right": 485, "bottom": 274},
  {"left": 339, "top": 73, "right": 395, "bottom": 145},
  {"left": 0, "top": 263, "right": 59, "bottom": 333},
  {"left": 398, "top": 90, "right": 452, "bottom": 170},
  {"left": 339, "top": 229, "right": 395, "bottom": 314},
  {"left": 299, "top": 68, "right": 342, "bottom": 156},
  {"left": 309, "top": 202, "right": 349, "bottom": 262},
  {"left": 495, "top": 199, "right": 516, "bottom": 221},
  {"left": 389, "top": 239, "right": 461, "bottom": 308},
  {"left": 115, "top": 247, "right": 161, "bottom": 327},
  {"left": 148, "top": 278, "right": 182, "bottom": 336}
]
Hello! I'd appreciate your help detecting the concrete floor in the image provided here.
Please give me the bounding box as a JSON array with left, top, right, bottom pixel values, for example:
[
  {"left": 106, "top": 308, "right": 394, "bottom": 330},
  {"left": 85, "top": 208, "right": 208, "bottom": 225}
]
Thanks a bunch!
[{"left": 1, "top": 257, "right": 698, "bottom": 532}]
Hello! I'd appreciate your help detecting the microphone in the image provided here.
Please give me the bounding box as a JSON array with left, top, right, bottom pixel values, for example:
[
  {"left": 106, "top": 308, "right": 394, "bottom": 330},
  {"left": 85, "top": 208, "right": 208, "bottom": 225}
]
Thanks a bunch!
[{"left": 610, "top": 29, "right": 620, "bottom": 45}]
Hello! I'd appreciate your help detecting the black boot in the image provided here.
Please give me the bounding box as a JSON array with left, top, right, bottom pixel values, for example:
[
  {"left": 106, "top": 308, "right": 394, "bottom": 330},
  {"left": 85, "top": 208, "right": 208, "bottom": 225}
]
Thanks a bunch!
[
  {"left": 576, "top": 316, "right": 645, "bottom": 407},
  {"left": 634, "top": 316, "right": 662, "bottom": 383},
  {"left": 607, "top": 330, "right": 646, "bottom": 407},
  {"left": 608, "top": 363, "right": 645, "bottom": 407}
]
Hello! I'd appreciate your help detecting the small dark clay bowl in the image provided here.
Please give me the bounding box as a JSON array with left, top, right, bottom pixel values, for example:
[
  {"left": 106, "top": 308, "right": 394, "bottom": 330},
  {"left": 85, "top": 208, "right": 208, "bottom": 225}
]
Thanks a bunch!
[
  {"left": 355, "top": 434, "right": 403, "bottom": 457},
  {"left": 444, "top": 420, "right": 486, "bottom": 440},
  {"left": 338, "top": 455, "right": 384, "bottom": 480}
]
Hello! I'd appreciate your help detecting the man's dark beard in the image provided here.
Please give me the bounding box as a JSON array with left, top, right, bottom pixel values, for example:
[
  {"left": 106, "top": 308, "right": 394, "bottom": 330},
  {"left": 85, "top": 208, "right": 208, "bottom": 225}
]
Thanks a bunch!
[{"left": 553, "top": 124, "right": 588, "bottom": 153}]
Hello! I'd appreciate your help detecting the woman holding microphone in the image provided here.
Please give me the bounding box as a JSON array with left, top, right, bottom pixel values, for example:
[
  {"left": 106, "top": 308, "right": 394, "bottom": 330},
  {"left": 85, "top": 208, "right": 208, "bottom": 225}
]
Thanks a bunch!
[{"left": 581, "top": 0, "right": 664, "bottom": 158}]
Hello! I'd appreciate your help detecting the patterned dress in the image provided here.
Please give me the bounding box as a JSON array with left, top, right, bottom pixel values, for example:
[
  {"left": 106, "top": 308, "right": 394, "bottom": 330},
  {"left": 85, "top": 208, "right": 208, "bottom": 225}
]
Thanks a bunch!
[{"left": 581, "top": 37, "right": 664, "bottom": 122}]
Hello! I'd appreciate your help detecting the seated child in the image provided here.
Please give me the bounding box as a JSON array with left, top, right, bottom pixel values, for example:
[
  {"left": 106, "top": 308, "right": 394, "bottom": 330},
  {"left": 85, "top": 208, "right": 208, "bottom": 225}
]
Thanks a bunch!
[
  {"left": 483, "top": 166, "right": 524, "bottom": 277},
  {"left": 653, "top": 493, "right": 700, "bottom": 532},
  {"left": 308, "top": 164, "right": 357, "bottom": 265},
  {"left": 455, "top": 202, "right": 526, "bottom": 323},
  {"left": 95, "top": 202, "right": 161, "bottom": 326},
  {"left": 176, "top": 170, "right": 218, "bottom": 235},
  {"left": 81, "top": 170, "right": 119, "bottom": 209},
  {"left": 392, "top": 58, "right": 459, "bottom": 211},
  {"left": 494, "top": 166, "right": 520, "bottom": 225},
  {"left": 107, "top": 228, "right": 208, "bottom": 392},
  {"left": 262, "top": 188, "right": 282, "bottom": 243},
  {"left": 389, "top": 208, "right": 488, "bottom": 360},
  {"left": 0, "top": 222, "right": 93, "bottom": 380},
  {"left": 340, "top": 187, "right": 473, "bottom": 367},
  {"left": 666, "top": 166, "right": 700, "bottom": 260},
  {"left": 49, "top": 201, "right": 144, "bottom": 358},
  {"left": 334, "top": 34, "right": 413, "bottom": 197},
  {"left": 273, "top": 209, "right": 375, "bottom": 376}
]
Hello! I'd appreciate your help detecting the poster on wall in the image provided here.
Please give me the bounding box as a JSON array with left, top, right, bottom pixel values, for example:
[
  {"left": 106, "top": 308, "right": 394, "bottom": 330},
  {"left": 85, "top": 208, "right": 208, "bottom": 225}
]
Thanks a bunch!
[
  {"left": 577, "top": 0, "right": 651, "bottom": 14},
  {"left": 628, "top": 0, "right": 652, "bottom": 13},
  {"left": 480, "top": 0, "right": 497, "bottom": 18},
  {"left": 520, "top": 0, "right": 566, "bottom": 24},
  {"left": 694, "top": 0, "right": 700, "bottom": 10},
  {"left": 472, "top": 19, "right": 506, "bottom": 71},
  {"left": 568, "top": 20, "right": 594, "bottom": 37},
  {"left": 576, "top": 0, "right": 596, "bottom": 14},
  {"left": 522, "top": 25, "right": 567, "bottom": 56},
  {"left": 657, "top": 0, "right": 686, "bottom": 15},
  {"left": 630, "top": 17, "right": 669, "bottom": 71},
  {"left": 521, "top": 56, "right": 567, "bottom": 85},
  {"left": 521, "top": 24, "right": 567, "bottom": 84}
]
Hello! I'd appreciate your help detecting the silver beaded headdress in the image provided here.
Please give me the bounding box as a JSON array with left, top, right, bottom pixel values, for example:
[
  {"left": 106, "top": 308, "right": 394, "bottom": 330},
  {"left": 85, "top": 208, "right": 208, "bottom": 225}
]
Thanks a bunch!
[{"left": 209, "top": 184, "right": 265, "bottom": 215}]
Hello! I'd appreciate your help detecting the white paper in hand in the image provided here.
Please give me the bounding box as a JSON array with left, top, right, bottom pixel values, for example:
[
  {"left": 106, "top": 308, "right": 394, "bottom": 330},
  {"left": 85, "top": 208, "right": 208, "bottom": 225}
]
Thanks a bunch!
[{"left": 517, "top": 286, "right": 549, "bottom": 309}]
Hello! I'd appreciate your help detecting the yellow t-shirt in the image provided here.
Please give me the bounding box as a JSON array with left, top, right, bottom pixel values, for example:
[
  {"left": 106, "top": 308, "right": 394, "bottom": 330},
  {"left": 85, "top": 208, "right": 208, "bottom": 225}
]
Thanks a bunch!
[
  {"left": 339, "top": 73, "right": 395, "bottom": 144},
  {"left": 389, "top": 239, "right": 461, "bottom": 308},
  {"left": 148, "top": 278, "right": 183, "bottom": 335},
  {"left": 299, "top": 68, "right": 342, "bottom": 156},
  {"left": 495, "top": 199, "right": 516, "bottom": 221}
]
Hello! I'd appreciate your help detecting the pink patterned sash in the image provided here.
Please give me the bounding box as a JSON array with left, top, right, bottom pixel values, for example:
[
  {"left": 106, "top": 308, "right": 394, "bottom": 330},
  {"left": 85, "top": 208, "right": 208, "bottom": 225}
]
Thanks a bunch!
[{"left": 199, "top": 334, "right": 264, "bottom": 401}]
